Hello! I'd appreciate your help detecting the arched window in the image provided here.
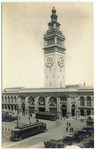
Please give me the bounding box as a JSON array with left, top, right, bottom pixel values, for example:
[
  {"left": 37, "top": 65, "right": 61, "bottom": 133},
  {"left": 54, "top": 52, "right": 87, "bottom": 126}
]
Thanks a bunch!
[
  {"left": 38, "top": 97, "right": 45, "bottom": 105},
  {"left": 11, "top": 96, "right": 13, "bottom": 103},
  {"left": 49, "top": 97, "right": 57, "bottom": 106},
  {"left": 15, "top": 105, "right": 17, "bottom": 111},
  {"left": 14, "top": 96, "right": 17, "bottom": 103},
  {"left": 5, "top": 96, "right": 7, "bottom": 103},
  {"left": 87, "top": 97, "right": 91, "bottom": 106},
  {"left": 8, "top": 105, "right": 10, "bottom": 110},
  {"left": 8, "top": 96, "right": 10, "bottom": 103},
  {"left": 5, "top": 105, "right": 7, "bottom": 110},
  {"left": 2, "top": 96, "right": 4, "bottom": 103},
  {"left": 80, "top": 96, "right": 85, "bottom": 106},
  {"left": 28, "top": 97, "right": 35, "bottom": 105},
  {"left": 11, "top": 105, "right": 13, "bottom": 110}
]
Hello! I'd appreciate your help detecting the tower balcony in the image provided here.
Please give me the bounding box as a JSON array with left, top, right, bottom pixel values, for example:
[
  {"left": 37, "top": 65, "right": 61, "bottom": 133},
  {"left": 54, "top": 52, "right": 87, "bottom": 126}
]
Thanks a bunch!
[
  {"left": 43, "top": 44, "right": 66, "bottom": 52},
  {"left": 44, "top": 29, "right": 65, "bottom": 40}
]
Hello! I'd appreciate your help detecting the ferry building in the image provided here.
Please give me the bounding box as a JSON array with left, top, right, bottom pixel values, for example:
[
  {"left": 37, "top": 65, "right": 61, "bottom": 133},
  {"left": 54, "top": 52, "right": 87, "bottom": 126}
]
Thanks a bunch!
[{"left": 2, "top": 7, "right": 94, "bottom": 118}]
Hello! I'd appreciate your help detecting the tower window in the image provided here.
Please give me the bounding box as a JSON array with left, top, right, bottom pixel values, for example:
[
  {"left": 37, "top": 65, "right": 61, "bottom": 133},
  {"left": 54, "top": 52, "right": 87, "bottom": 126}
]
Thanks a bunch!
[
  {"left": 50, "top": 82, "right": 51, "bottom": 86},
  {"left": 57, "top": 38, "right": 62, "bottom": 46},
  {"left": 53, "top": 75, "right": 54, "bottom": 78},
  {"left": 58, "top": 75, "right": 59, "bottom": 78},
  {"left": 47, "top": 38, "right": 54, "bottom": 45}
]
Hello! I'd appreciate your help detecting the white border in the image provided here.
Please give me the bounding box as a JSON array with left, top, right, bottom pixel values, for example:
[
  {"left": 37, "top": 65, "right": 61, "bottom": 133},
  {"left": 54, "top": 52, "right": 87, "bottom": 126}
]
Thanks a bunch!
[{"left": 0, "top": 0, "right": 95, "bottom": 150}]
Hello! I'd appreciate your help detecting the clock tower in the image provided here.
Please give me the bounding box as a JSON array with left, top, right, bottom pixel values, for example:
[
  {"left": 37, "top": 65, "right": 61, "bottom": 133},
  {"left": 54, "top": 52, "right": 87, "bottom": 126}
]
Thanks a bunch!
[{"left": 43, "top": 7, "right": 66, "bottom": 88}]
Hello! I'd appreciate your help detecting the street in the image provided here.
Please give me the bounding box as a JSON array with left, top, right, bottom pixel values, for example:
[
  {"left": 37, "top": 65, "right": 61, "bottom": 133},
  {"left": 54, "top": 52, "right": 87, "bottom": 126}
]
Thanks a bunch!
[{"left": 2, "top": 114, "right": 90, "bottom": 148}]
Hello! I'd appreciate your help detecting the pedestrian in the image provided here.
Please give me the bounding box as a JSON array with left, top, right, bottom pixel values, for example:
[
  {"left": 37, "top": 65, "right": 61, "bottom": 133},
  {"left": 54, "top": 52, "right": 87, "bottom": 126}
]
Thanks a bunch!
[
  {"left": 70, "top": 127, "right": 72, "bottom": 132},
  {"left": 36, "top": 119, "right": 38, "bottom": 122},
  {"left": 72, "top": 127, "right": 73, "bottom": 132},
  {"left": 28, "top": 116, "right": 30, "bottom": 120},
  {"left": 66, "top": 127, "right": 68, "bottom": 132},
  {"left": 30, "top": 121, "right": 31, "bottom": 124}
]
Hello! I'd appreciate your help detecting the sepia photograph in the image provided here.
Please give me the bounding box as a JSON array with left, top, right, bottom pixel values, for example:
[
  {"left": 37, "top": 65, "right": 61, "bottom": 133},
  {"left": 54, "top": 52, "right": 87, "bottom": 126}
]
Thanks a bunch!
[{"left": 1, "top": 2, "right": 94, "bottom": 148}]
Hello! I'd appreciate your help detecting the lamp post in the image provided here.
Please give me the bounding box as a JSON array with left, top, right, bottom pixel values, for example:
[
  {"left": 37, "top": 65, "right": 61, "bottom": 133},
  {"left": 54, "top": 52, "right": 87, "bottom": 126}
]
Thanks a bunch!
[{"left": 17, "top": 105, "right": 19, "bottom": 128}]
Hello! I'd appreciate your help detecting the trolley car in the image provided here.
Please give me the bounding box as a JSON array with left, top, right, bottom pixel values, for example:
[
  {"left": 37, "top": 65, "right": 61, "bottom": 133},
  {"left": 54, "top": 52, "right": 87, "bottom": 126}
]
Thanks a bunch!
[
  {"left": 2, "top": 112, "right": 17, "bottom": 122},
  {"left": 36, "top": 112, "right": 58, "bottom": 121},
  {"left": 10, "top": 122, "right": 46, "bottom": 141}
]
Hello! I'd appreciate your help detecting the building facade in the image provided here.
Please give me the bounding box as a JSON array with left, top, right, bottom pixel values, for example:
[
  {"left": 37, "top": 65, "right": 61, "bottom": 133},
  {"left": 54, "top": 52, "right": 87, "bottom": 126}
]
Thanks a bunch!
[{"left": 2, "top": 8, "right": 94, "bottom": 118}]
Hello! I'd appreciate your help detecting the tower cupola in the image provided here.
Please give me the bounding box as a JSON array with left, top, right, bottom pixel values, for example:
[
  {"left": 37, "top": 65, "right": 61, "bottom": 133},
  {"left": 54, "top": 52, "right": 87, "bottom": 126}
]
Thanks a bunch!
[{"left": 51, "top": 7, "right": 58, "bottom": 22}]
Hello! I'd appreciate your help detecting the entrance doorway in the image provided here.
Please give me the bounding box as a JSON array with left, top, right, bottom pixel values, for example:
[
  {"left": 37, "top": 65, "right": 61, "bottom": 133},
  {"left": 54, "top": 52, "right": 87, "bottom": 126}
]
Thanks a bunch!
[
  {"left": 80, "top": 109, "right": 84, "bottom": 116},
  {"left": 72, "top": 104, "right": 75, "bottom": 116},
  {"left": 61, "top": 105, "right": 67, "bottom": 117},
  {"left": 39, "top": 107, "right": 45, "bottom": 112},
  {"left": 87, "top": 109, "right": 91, "bottom": 116}
]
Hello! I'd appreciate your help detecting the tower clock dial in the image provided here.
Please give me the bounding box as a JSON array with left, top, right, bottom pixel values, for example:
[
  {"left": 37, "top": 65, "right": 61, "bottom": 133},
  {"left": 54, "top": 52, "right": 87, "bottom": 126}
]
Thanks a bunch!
[
  {"left": 46, "top": 56, "right": 54, "bottom": 67},
  {"left": 58, "top": 56, "right": 64, "bottom": 67}
]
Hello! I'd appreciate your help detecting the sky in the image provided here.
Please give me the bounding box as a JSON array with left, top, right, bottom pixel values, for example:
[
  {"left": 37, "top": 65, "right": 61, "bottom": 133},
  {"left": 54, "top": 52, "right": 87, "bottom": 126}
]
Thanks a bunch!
[{"left": 2, "top": 2, "right": 94, "bottom": 89}]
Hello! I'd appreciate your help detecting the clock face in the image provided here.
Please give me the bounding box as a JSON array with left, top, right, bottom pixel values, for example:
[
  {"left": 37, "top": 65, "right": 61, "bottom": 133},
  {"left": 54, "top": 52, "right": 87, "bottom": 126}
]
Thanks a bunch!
[
  {"left": 46, "top": 56, "right": 54, "bottom": 67},
  {"left": 58, "top": 56, "right": 64, "bottom": 67}
]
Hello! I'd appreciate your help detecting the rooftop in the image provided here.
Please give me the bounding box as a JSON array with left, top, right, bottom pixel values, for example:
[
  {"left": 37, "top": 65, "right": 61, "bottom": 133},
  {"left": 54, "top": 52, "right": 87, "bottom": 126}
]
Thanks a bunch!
[{"left": 2, "top": 85, "right": 94, "bottom": 94}]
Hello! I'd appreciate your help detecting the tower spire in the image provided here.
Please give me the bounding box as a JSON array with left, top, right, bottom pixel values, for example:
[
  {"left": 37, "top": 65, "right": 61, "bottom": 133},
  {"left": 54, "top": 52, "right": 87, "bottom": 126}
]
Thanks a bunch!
[{"left": 51, "top": 7, "right": 58, "bottom": 22}]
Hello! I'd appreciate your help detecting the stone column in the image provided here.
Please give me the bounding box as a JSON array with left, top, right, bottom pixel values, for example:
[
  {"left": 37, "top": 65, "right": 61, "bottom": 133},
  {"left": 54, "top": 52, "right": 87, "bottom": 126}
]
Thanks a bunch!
[
  {"left": 25, "top": 97, "right": 29, "bottom": 115},
  {"left": 91, "top": 96, "right": 94, "bottom": 108},
  {"left": 84, "top": 96, "right": 87, "bottom": 117},
  {"left": 54, "top": 36, "right": 57, "bottom": 44},
  {"left": 57, "top": 97, "right": 61, "bottom": 117},
  {"left": 75, "top": 96, "right": 79, "bottom": 118},
  {"left": 84, "top": 96, "right": 87, "bottom": 107},
  {"left": 35, "top": 97, "right": 39, "bottom": 113},
  {"left": 45, "top": 97, "right": 49, "bottom": 112},
  {"left": 17, "top": 96, "right": 22, "bottom": 114},
  {"left": 67, "top": 96, "right": 71, "bottom": 117}
]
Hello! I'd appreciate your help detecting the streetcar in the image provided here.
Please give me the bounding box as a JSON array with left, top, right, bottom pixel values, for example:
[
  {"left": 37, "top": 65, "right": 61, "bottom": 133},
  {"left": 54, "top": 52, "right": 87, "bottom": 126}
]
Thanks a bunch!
[
  {"left": 2, "top": 112, "right": 17, "bottom": 122},
  {"left": 36, "top": 112, "right": 58, "bottom": 121},
  {"left": 10, "top": 122, "right": 46, "bottom": 141}
]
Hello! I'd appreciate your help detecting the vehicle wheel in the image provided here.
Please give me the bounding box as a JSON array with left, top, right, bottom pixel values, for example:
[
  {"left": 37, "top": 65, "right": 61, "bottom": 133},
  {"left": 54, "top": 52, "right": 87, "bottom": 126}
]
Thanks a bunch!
[{"left": 19, "top": 137, "right": 22, "bottom": 140}]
